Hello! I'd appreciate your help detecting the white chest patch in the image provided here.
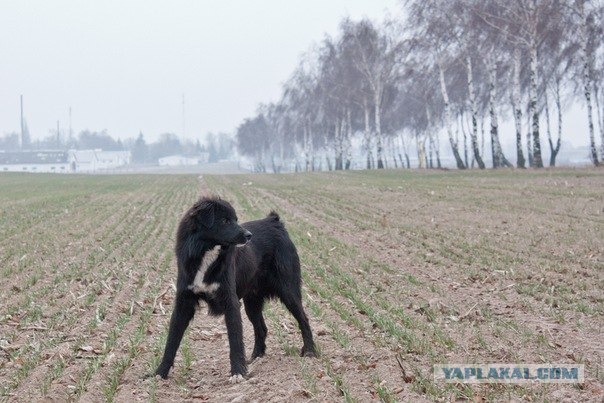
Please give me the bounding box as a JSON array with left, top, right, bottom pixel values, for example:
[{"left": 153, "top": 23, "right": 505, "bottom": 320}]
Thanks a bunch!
[{"left": 188, "top": 245, "right": 221, "bottom": 295}]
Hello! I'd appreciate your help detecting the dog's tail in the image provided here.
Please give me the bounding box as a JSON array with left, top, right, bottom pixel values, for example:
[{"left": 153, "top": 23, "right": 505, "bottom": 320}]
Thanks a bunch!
[{"left": 267, "top": 210, "right": 280, "bottom": 221}]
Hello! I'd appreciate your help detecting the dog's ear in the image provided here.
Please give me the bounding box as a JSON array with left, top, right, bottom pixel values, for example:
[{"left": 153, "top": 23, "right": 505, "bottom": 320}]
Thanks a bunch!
[
  {"left": 190, "top": 200, "right": 215, "bottom": 228},
  {"left": 200, "top": 206, "right": 214, "bottom": 228}
]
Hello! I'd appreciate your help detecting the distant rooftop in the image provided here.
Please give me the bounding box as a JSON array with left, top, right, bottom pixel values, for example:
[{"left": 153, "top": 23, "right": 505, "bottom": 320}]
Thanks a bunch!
[{"left": 0, "top": 150, "right": 68, "bottom": 164}]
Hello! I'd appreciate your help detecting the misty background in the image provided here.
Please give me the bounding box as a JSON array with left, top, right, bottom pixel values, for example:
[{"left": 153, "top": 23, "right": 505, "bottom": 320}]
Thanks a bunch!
[
  {"left": 0, "top": 0, "right": 601, "bottom": 170},
  {"left": 0, "top": 1, "right": 395, "bottom": 143}
]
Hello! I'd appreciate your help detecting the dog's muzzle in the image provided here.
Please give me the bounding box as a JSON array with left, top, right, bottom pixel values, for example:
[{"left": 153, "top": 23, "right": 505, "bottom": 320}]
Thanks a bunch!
[{"left": 236, "top": 230, "right": 252, "bottom": 247}]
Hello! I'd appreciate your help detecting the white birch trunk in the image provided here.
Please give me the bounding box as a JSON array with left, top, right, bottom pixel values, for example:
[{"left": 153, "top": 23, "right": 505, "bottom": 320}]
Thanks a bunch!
[
  {"left": 374, "top": 86, "right": 384, "bottom": 169},
  {"left": 480, "top": 112, "right": 485, "bottom": 160},
  {"left": 549, "top": 77, "right": 563, "bottom": 166},
  {"left": 427, "top": 131, "right": 434, "bottom": 168},
  {"left": 388, "top": 137, "right": 398, "bottom": 168},
  {"left": 334, "top": 119, "right": 343, "bottom": 170},
  {"left": 399, "top": 133, "right": 410, "bottom": 169},
  {"left": 544, "top": 87, "right": 555, "bottom": 167},
  {"left": 303, "top": 120, "right": 312, "bottom": 172},
  {"left": 555, "top": 78, "right": 563, "bottom": 147},
  {"left": 488, "top": 58, "right": 511, "bottom": 168},
  {"left": 594, "top": 85, "right": 604, "bottom": 160},
  {"left": 584, "top": 78, "right": 598, "bottom": 165},
  {"left": 466, "top": 56, "right": 485, "bottom": 169},
  {"left": 416, "top": 133, "right": 426, "bottom": 169},
  {"left": 512, "top": 47, "right": 526, "bottom": 168},
  {"left": 426, "top": 107, "right": 442, "bottom": 168},
  {"left": 394, "top": 133, "right": 404, "bottom": 168},
  {"left": 438, "top": 63, "right": 465, "bottom": 169},
  {"left": 529, "top": 42, "right": 544, "bottom": 167},
  {"left": 526, "top": 82, "right": 534, "bottom": 167},
  {"left": 460, "top": 110, "right": 469, "bottom": 167},
  {"left": 579, "top": 4, "right": 599, "bottom": 165},
  {"left": 363, "top": 101, "right": 373, "bottom": 169},
  {"left": 345, "top": 108, "right": 353, "bottom": 169}
]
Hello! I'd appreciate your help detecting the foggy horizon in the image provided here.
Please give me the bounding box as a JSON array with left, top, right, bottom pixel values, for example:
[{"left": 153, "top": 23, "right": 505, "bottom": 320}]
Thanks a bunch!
[{"left": 0, "top": 0, "right": 398, "bottom": 144}]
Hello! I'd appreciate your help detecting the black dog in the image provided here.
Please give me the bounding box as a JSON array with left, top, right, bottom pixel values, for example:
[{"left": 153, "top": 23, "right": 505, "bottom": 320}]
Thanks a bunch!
[{"left": 155, "top": 197, "right": 316, "bottom": 382}]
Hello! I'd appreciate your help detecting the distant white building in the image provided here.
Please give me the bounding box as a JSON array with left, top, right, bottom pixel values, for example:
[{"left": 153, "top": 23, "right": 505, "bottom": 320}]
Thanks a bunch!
[
  {"left": 70, "top": 149, "right": 131, "bottom": 172},
  {"left": 0, "top": 149, "right": 131, "bottom": 173},
  {"left": 0, "top": 150, "right": 71, "bottom": 173},
  {"left": 158, "top": 154, "right": 208, "bottom": 166}
]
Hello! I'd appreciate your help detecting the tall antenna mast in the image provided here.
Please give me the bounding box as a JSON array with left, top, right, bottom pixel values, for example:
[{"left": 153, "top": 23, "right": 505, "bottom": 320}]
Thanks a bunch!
[
  {"left": 20, "top": 95, "right": 24, "bottom": 150},
  {"left": 69, "top": 106, "right": 72, "bottom": 142}
]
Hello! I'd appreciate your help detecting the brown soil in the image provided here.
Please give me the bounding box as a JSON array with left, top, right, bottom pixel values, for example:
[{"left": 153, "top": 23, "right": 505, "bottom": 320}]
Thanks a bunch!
[{"left": 0, "top": 169, "right": 602, "bottom": 402}]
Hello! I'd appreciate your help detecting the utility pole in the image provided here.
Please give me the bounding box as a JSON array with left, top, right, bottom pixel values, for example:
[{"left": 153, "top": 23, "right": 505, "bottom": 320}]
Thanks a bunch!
[
  {"left": 182, "top": 93, "right": 185, "bottom": 139},
  {"left": 56, "top": 120, "right": 60, "bottom": 149},
  {"left": 69, "top": 106, "right": 72, "bottom": 144},
  {"left": 20, "top": 95, "right": 24, "bottom": 150}
]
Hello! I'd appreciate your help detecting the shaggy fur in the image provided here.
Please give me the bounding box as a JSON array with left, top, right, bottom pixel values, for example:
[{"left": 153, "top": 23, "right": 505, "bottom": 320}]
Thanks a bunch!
[{"left": 155, "top": 197, "right": 316, "bottom": 380}]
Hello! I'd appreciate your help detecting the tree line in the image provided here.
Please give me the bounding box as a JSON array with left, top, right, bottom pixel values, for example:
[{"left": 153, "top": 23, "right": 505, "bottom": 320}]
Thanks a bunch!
[
  {"left": 0, "top": 128, "right": 234, "bottom": 164},
  {"left": 236, "top": 0, "right": 604, "bottom": 171}
]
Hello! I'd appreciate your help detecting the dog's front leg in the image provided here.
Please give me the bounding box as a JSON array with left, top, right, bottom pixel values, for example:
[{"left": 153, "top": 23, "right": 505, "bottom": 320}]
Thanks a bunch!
[
  {"left": 224, "top": 294, "right": 247, "bottom": 383},
  {"left": 155, "top": 292, "right": 196, "bottom": 379}
]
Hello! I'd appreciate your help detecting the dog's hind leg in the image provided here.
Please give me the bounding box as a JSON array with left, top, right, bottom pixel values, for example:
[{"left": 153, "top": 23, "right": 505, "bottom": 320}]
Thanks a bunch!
[
  {"left": 155, "top": 292, "right": 197, "bottom": 378},
  {"left": 244, "top": 296, "right": 267, "bottom": 360},
  {"left": 279, "top": 292, "right": 317, "bottom": 357}
]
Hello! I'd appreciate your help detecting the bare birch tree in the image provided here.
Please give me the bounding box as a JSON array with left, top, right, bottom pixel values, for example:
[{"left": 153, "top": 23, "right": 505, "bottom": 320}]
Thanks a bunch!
[
  {"left": 565, "top": 0, "right": 603, "bottom": 165},
  {"left": 408, "top": 0, "right": 467, "bottom": 168},
  {"left": 477, "top": 0, "right": 565, "bottom": 168},
  {"left": 236, "top": 1, "right": 602, "bottom": 172},
  {"left": 345, "top": 19, "right": 402, "bottom": 169}
]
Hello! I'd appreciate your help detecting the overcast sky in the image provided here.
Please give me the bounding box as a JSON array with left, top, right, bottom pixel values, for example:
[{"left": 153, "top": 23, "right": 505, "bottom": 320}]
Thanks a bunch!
[
  {"left": 0, "top": 0, "right": 399, "bottom": 143},
  {"left": 0, "top": 0, "right": 594, "bottom": 150}
]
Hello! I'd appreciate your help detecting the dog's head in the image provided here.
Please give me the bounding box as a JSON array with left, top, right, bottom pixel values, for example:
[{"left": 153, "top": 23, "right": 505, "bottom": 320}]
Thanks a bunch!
[{"left": 186, "top": 197, "right": 252, "bottom": 247}]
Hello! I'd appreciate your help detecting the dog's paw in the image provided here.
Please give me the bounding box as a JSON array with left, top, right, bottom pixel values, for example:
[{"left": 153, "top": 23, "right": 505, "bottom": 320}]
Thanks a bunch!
[
  {"left": 300, "top": 346, "right": 317, "bottom": 358},
  {"left": 154, "top": 363, "right": 171, "bottom": 379},
  {"left": 249, "top": 351, "right": 265, "bottom": 362},
  {"left": 229, "top": 374, "right": 245, "bottom": 384}
]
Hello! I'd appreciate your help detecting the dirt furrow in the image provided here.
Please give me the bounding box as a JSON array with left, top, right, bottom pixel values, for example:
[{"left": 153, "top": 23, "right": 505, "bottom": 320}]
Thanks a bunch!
[
  {"left": 6, "top": 183, "right": 172, "bottom": 401},
  {"left": 76, "top": 182, "right": 193, "bottom": 402},
  {"left": 3, "top": 178, "right": 190, "bottom": 401},
  {"left": 209, "top": 172, "right": 603, "bottom": 400}
]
